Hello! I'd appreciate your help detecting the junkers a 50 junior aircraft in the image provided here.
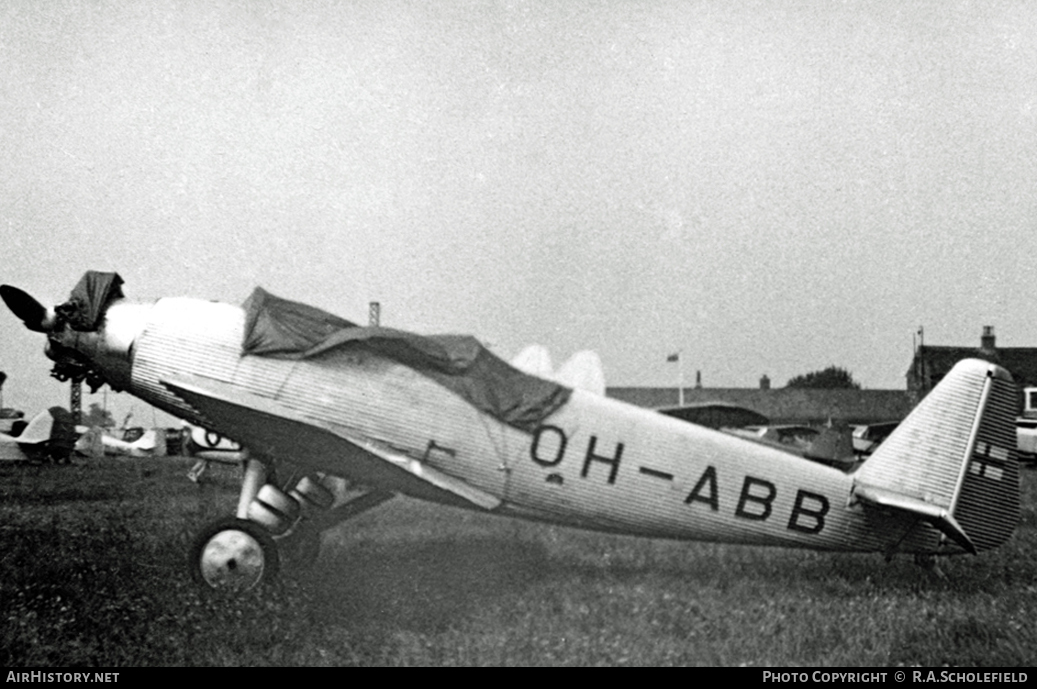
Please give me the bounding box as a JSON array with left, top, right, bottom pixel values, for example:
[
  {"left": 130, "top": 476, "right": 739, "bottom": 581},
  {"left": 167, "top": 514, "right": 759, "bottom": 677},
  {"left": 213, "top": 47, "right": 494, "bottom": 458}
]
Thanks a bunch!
[{"left": 0, "top": 272, "right": 1021, "bottom": 590}]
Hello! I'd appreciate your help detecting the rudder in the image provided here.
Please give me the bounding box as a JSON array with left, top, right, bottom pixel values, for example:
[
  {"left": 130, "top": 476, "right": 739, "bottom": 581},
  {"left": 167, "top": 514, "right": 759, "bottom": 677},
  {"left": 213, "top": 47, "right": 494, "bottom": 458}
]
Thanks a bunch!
[{"left": 953, "top": 366, "right": 1021, "bottom": 551}]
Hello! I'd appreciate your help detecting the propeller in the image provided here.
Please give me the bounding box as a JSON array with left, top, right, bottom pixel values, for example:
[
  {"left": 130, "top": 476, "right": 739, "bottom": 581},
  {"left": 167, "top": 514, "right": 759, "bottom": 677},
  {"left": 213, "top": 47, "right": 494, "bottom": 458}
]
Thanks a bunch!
[{"left": 0, "top": 284, "right": 55, "bottom": 332}]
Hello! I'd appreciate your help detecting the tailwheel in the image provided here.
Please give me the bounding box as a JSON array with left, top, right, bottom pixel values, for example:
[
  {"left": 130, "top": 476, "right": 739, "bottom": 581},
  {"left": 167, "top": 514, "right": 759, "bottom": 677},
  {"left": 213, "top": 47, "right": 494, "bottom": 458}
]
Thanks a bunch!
[{"left": 190, "top": 517, "right": 280, "bottom": 591}]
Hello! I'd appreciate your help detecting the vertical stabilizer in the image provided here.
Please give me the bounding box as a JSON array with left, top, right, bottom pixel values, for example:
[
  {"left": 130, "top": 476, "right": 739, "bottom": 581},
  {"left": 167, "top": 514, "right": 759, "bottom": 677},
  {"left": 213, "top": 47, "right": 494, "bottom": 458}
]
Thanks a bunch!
[
  {"left": 803, "top": 421, "right": 856, "bottom": 467},
  {"left": 853, "top": 359, "right": 1020, "bottom": 553},
  {"left": 10, "top": 409, "right": 55, "bottom": 444},
  {"left": 554, "top": 350, "right": 606, "bottom": 396},
  {"left": 510, "top": 345, "right": 554, "bottom": 379},
  {"left": 75, "top": 427, "right": 105, "bottom": 458}
]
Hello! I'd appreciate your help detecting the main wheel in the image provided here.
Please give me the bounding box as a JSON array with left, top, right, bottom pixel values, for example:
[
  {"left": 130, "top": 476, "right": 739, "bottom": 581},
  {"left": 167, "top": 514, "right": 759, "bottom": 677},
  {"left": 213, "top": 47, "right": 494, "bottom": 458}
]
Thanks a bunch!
[{"left": 190, "top": 518, "right": 280, "bottom": 591}]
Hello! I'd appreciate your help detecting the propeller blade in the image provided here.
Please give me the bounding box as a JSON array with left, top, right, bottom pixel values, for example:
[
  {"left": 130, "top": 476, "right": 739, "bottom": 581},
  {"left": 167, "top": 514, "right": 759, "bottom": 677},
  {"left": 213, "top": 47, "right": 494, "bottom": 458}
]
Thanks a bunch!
[{"left": 0, "top": 285, "right": 52, "bottom": 332}]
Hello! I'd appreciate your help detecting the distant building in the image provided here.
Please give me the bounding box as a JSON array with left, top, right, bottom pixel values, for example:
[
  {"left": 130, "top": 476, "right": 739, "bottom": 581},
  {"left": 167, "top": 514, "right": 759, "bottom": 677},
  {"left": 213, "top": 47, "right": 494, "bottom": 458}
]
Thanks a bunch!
[
  {"left": 611, "top": 326, "right": 1037, "bottom": 427},
  {"left": 608, "top": 379, "right": 911, "bottom": 427},
  {"left": 907, "top": 326, "right": 1037, "bottom": 417}
]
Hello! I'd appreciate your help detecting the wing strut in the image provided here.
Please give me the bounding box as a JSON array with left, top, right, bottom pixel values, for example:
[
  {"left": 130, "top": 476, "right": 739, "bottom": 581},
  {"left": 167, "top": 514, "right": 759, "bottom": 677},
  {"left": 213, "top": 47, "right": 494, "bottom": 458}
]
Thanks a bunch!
[{"left": 311, "top": 490, "right": 395, "bottom": 531}]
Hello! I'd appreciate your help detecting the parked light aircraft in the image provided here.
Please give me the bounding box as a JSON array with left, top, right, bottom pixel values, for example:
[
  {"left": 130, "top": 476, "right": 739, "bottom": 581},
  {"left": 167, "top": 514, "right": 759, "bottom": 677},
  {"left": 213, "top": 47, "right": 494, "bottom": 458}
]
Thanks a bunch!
[
  {"left": 0, "top": 273, "right": 1022, "bottom": 591},
  {"left": 182, "top": 423, "right": 243, "bottom": 459},
  {"left": 724, "top": 422, "right": 859, "bottom": 469},
  {"left": 181, "top": 422, "right": 246, "bottom": 482},
  {"left": 0, "top": 407, "right": 77, "bottom": 462},
  {"left": 657, "top": 404, "right": 858, "bottom": 468},
  {"left": 852, "top": 421, "right": 901, "bottom": 456},
  {"left": 79, "top": 427, "right": 160, "bottom": 458}
]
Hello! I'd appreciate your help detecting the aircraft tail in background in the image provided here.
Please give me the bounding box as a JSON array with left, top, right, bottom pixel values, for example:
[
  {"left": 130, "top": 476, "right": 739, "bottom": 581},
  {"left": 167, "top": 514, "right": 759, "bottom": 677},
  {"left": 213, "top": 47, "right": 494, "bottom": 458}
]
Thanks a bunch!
[
  {"left": 802, "top": 421, "right": 856, "bottom": 468},
  {"left": 554, "top": 350, "right": 606, "bottom": 396},
  {"left": 510, "top": 344, "right": 553, "bottom": 378},
  {"left": 510, "top": 345, "right": 606, "bottom": 395},
  {"left": 0, "top": 407, "right": 77, "bottom": 462}
]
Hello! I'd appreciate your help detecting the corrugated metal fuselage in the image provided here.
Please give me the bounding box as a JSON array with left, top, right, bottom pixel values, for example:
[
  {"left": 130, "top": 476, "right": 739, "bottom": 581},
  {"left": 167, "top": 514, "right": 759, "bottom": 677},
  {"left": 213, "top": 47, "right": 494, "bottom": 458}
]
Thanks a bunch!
[{"left": 127, "top": 297, "right": 937, "bottom": 554}]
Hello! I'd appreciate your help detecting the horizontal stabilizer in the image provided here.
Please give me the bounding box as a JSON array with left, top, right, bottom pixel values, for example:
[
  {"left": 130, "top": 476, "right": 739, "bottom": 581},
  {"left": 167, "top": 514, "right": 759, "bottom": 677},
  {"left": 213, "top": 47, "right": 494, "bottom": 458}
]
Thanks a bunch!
[{"left": 853, "top": 484, "right": 976, "bottom": 554}]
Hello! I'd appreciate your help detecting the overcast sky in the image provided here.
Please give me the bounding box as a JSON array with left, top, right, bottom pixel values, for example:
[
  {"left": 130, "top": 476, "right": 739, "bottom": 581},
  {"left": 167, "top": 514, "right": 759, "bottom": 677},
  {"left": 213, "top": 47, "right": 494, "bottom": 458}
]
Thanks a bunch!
[{"left": 2, "top": 0, "right": 1036, "bottom": 424}]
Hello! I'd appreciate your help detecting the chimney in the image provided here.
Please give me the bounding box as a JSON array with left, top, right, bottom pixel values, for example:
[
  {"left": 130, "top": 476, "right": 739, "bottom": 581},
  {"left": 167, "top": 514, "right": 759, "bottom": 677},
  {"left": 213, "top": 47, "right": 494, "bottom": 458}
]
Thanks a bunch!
[
  {"left": 981, "top": 325, "right": 996, "bottom": 352},
  {"left": 695, "top": 370, "right": 702, "bottom": 389},
  {"left": 760, "top": 374, "right": 771, "bottom": 390}
]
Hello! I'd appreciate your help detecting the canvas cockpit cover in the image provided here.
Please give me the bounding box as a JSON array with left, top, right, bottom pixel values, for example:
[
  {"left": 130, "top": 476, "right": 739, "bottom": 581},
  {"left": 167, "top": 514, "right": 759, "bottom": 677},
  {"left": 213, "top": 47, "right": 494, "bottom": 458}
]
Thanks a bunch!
[{"left": 242, "top": 288, "right": 571, "bottom": 432}]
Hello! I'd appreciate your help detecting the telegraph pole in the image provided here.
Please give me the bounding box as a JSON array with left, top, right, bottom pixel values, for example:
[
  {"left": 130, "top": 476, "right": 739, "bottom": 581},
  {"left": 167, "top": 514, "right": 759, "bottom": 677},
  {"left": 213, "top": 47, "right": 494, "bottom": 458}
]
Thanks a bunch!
[{"left": 70, "top": 380, "right": 82, "bottom": 426}]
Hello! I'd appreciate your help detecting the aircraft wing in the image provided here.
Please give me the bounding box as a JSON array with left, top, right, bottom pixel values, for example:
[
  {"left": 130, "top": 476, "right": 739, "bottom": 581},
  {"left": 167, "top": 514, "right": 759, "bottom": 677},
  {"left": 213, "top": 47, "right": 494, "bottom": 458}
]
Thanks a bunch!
[
  {"left": 658, "top": 402, "right": 769, "bottom": 429},
  {"left": 0, "top": 434, "right": 30, "bottom": 461},
  {"left": 161, "top": 375, "right": 501, "bottom": 511}
]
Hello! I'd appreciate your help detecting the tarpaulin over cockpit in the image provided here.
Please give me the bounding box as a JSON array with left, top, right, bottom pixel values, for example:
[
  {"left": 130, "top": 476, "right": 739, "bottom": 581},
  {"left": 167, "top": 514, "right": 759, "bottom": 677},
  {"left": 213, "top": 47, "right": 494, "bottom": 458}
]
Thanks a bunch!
[{"left": 241, "top": 287, "right": 571, "bottom": 432}]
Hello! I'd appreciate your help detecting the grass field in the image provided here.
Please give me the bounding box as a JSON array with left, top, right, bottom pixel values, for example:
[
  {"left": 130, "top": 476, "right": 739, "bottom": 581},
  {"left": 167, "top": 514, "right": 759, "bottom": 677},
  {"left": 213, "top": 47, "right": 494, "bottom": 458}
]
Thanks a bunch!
[{"left": 1, "top": 456, "right": 1035, "bottom": 666}]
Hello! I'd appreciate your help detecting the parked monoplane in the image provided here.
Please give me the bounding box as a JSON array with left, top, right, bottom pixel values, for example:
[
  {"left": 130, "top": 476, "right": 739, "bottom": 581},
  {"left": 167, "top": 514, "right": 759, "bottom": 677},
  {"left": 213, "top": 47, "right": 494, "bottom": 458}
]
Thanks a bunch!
[
  {"left": 0, "top": 273, "right": 1021, "bottom": 591},
  {"left": 0, "top": 406, "right": 77, "bottom": 462}
]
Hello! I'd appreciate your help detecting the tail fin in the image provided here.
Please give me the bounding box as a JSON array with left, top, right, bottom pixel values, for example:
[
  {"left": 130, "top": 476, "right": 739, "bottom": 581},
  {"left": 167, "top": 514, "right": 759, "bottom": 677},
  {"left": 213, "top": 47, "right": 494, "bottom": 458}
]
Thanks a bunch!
[
  {"left": 554, "top": 350, "right": 606, "bottom": 396},
  {"left": 853, "top": 359, "right": 1020, "bottom": 554},
  {"left": 511, "top": 345, "right": 608, "bottom": 395},
  {"left": 12, "top": 409, "right": 56, "bottom": 444},
  {"left": 133, "top": 429, "right": 159, "bottom": 454},
  {"left": 75, "top": 427, "right": 105, "bottom": 458},
  {"left": 511, "top": 345, "right": 554, "bottom": 378},
  {"left": 803, "top": 421, "right": 856, "bottom": 468}
]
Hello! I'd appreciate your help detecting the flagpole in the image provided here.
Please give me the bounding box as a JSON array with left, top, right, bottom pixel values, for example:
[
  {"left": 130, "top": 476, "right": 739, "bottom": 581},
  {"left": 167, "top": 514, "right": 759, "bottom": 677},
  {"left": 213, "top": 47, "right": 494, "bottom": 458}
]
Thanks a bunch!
[
  {"left": 678, "top": 351, "right": 684, "bottom": 407},
  {"left": 666, "top": 351, "right": 684, "bottom": 406}
]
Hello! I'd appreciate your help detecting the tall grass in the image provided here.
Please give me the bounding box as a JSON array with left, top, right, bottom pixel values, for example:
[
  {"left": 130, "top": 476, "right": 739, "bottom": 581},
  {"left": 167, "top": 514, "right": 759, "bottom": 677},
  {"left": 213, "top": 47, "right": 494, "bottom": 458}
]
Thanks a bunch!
[{"left": 1, "top": 458, "right": 1034, "bottom": 666}]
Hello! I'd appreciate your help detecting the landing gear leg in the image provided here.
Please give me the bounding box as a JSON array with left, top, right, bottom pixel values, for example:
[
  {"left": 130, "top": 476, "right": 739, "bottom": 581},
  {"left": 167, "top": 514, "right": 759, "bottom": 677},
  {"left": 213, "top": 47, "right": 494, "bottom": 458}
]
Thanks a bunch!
[
  {"left": 236, "top": 455, "right": 266, "bottom": 519},
  {"left": 311, "top": 489, "right": 395, "bottom": 532},
  {"left": 188, "top": 463, "right": 396, "bottom": 590},
  {"left": 275, "top": 481, "right": 395, "bottom": 571}
]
